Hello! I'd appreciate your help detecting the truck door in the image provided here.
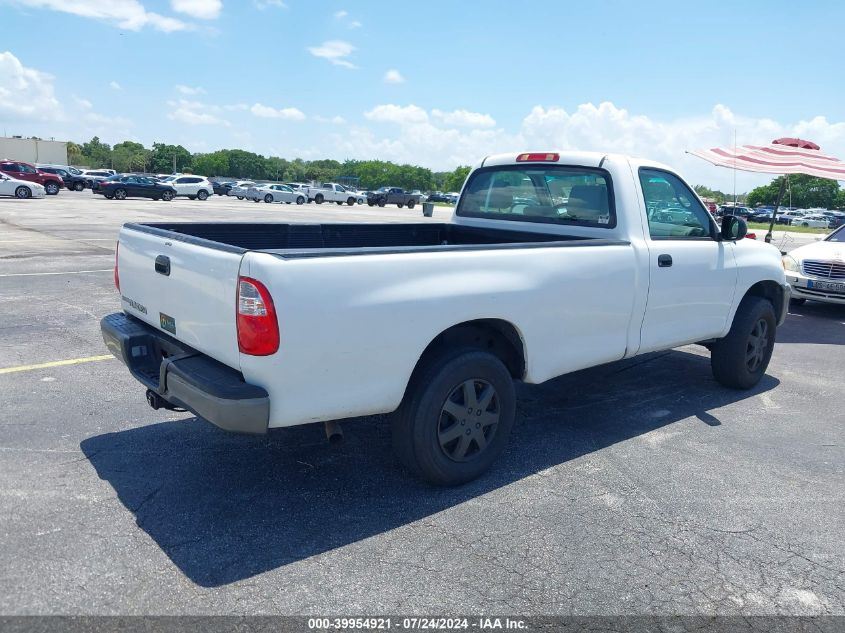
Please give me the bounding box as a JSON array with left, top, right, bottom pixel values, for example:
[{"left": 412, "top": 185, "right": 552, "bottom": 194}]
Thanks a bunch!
[{"left": 637, "top": 168, "right": 738, "bottom": 352}]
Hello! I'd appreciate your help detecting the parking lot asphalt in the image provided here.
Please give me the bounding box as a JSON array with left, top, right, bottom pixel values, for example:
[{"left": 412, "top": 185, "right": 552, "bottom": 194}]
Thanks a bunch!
[{"left": 0, "top": 191, "right": 843, "bottom": 615}]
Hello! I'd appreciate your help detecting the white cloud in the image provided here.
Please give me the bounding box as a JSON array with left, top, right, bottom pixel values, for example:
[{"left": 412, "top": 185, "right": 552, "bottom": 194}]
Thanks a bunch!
[
  {"left": 176, "top": 84, "right": 205, "bottom": 95},
  {"left": 170, "top": 0, "right": 221, "bottom": 19},
  {"left": 250, "top": 103, "right": 306, "bottom": 120},
  {"left": 349, "top": 20, "right": 361, "bottom": 28},
  {"left": 167, "top": 99, "right": 229, "bottom": 126},
  {"left": 254, "top": 0, "right": 286, "bottom": 9},
  {"left": 364, "top": 104, "right": 428, "bottom": 125},
  {"left": 0, "top": 51, "right": 63, "bottom": 121},
  {"left": 383, "top": 69, "right": 404, "bottom": 84},
  {"left": 432, "top": 109, "right": 495, "bottom": 128},
  {"left": 314, "top": 115, "right": 346, "bottom": 125},
  {"left": 72, "top": 96, "right": 93, "bottom": 110},
  {"left": 13, "top": 0, "right": 189, "bottom": 32},
  {"left": 333, "top": 9, "right": 347, "bottom": 18},
  {"left": 109, "top": 81, "right": 122, "bottom": 90},
  {"left": 223, "top": 103, "right": 249, "bottom": 111},
  {"left": 308, "top": 40, "right": 356, "bottom": 68}
]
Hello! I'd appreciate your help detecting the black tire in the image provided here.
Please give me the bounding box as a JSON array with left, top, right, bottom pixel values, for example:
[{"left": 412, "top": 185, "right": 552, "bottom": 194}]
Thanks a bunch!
[
  {"left": 296, "top": 196, "right": 305, "bottom": 205},
  {"left": 73, "top": 181, "right": 85, "bottom": 192},
  {"left": 237, "top": 195, "right": 244, "bottom": 200},
  {"left": 368, "top": 200, "right": 375, "bottom": 207},
  {"left": 407, "top": 199, "right": 416, "bottom": 209},
  {"left": 114, "top": 188, "right": 127, "bottom": 200},
  {"left": 197, "top": 190, "right": 208, "bottom": 201},
  {"left": 104, "top": 194, "right": 114, "bottom": 200},
  {"left": 315, "top": 194, "right": 324, "bottom": 204},
  {"left": 14, "top": 186, "right": 31, "bottom": 199},
  {"left": 711, "top": 296, "right": 777, "bottom": 389},
  {"left": 161, "top": 191, "right": 174, "bottom": 201},
  {"left": 392, "top": 349, "right": 516, "bottom": 486},
  {"left": 347, "top": 197, "right": 355, "bottom": 206},
  {"left": 336, "top": 201, "right": 343, "bottom": 206},
  {"left": 45, "top": 182, "right": 60, "bottom": 195},
  {"left": 790, "top": 298, "right": 806, "bottom": 306},
  {"left": 262, "top": 194, "right": 272, "bottom": 203},
  {"left": 397, "top": 203, "right": 404, "bottom": 208},
  {"left": 801, "top": 222, "right": 809, "bottom": 227},
  {"left": 378, "top": 199, "right": 386, "bottom": 207}
]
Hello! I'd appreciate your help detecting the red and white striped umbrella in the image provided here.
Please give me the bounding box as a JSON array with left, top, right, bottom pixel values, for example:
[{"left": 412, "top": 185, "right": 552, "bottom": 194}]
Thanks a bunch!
[{"left": 688, "top": 137, "right": 845, "bottom": 180}]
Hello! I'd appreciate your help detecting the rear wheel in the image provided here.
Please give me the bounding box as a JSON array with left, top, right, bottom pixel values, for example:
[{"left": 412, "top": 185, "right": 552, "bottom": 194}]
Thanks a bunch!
[
  {"left": 315, "top": 194, "right": 324, "bottom": 204},
  {"left": 407, "top": 199, "right": 416, "bottom": 209},
  {"left": 45, "top": 182, "right": 60, "bottom": 195},
  {"left": 237, "top": 195, "right": 244, "bottom": 200},
  {"left": 392, "top": 349, "right": 516, "bottom": 486},
  {"left": 188, "top": 195, "right": 197, "bottom": 200},
  {"left": 14, "top": 186, "right": 31, "bottom": 199},
  {"left": 378, "top": 199, "right": 386, "bottom": 207},
  {"left": 104, "top": 193, "right": 114, "bottom": 200},
  {"left": 336, "top": 201, "right": 343, "bottom": 206},
  {"left": 161, "top": 190, "right": 174, "bottom": 201},
  {"left": 347, "top": 197, "right": 355, "bottom": 206},
  {"left": 710, "top": 296, "right": 776, "bottom": 389},
  {"left": 264, "top": 194, "right": 273, "bottom": 203},
  {"left": 114, "top": 188, "right": 128, "bottom": 200},
  {"left": 397, "top": 203, "right": 404, "bottom": 208},
  {"left": 296, "top": 196, "right": 305, "bottom": 205},
  {"left": 197, "top": 190, "right": 209, "bottom": 201},
  {"left": 368, "top": 200, "right": 375, "bottom": 207},
  {"left": 801, "top": 222, "right": 809, "bottom": 227}
]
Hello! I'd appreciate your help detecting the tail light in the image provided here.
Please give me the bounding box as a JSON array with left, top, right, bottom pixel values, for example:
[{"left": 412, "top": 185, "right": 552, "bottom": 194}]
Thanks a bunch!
[
  {"left": 114, "top": 241, "right": 120, "bottom": 291},
  {"left": 237, "top": 277, "right": 279, "bottom": 356},
  {"left": 516, "top": 152, "right": 560, "bottom": 162}
]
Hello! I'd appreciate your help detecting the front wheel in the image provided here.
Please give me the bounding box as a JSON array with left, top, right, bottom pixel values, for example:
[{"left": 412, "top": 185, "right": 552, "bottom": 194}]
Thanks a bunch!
[
  {"left": 377, "top": 199, "right": 386, "bottom": 207},
  {"left": 397, "top": 203, "right": 404, "bottom": 208},
  {"left": 391, "top": 349, "right": 516, "bottom": 486},
  {"left": 45, "top": 182, "right": 60, "bottom": 195},
  {"left": 197, "top": 190, "right": 209, "bottom": 201},
  {"left": 161, "top": 191, "right": 174, "bottom": 201},
  {"left": 801, "top": 222, "right": 809, "bottom": 227},
  {"left": 237, "top": 195, "right": 244, "bottom": 200},
  {"left": 296, "top": 196, "right": 305, "bottom": 205},
  {"left": 73, "top": 181, "right": 85, "bottom": 191},
  {"left": 407, "top": 200, "right": 416, "bottom": 209},
  {"left": 710, "top": 296, "right": 776, "bottom": 389},
  {"left": 264, "top": 194, "right": 273, "bottom": 203},
  {"left": 14, "top": 186, "right": 32, "bottom": 199},
  {"left": 347, "top": 198, "right": 355, "bottom": 206},
  {"left": 368, "top": 200, "right": 375, "bottom": 207},
  {"left": 114, "top": 188, "right": 128, "bottom": 200}
]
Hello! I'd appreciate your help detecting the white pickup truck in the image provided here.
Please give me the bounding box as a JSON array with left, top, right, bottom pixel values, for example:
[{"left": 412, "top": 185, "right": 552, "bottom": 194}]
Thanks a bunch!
[
  {"left": 305, "top": 182, "right": 360, "bottom": 205},
  {"left": 101, "top": 151, "right": 790, "bottom": 485}
]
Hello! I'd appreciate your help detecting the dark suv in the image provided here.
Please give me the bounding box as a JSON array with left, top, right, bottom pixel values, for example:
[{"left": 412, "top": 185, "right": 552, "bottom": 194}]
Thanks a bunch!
[
  {"left": 0, "top": 160, "right": 65, "bottom": 195},
  {"left": 37, "top": 165, "right": 87, "bottom": 191}
]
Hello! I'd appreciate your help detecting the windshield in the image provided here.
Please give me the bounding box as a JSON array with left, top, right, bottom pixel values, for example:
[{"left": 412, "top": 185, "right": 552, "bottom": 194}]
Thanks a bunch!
[
  {"left": 826, "top": 226, "right": 845, "bottom": 242},
  {"left": 457, "top": 165, "right": 615, "bottom": 228}
]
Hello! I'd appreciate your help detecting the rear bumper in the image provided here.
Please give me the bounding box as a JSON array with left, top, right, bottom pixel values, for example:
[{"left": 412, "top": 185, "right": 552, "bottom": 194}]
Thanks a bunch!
[{"left": 100, "top": 312, "right": 269, "bottom": 434}]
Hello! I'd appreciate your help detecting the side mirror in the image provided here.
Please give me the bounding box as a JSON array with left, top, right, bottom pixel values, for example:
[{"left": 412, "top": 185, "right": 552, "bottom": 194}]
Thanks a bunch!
[{"left": 720, "top": 215, "right": 747, "bottom": 241}]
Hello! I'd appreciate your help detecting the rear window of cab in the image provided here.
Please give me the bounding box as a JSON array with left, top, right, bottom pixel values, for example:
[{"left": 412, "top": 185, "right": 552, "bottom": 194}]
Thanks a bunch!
[{"left": 456, "top": 165, "right": 616, "bottom": 228}]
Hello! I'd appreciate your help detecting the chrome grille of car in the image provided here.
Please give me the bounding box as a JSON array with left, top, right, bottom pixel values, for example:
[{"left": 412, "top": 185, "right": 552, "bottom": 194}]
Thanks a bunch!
[{"left": 802, "top": 259, "right": 845, "bottom": 279}]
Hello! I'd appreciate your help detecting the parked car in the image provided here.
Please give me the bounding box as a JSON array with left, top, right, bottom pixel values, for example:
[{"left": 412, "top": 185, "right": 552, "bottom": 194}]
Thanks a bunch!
[
  {"left": 0, "top": 173, "right": 46, "bottom": 199},
  {"left": 94, "top": 175, "right": 177, "bottom": 201},
  {"left": 718, "top": 205, "right": 754, "bottom": 219},
  {"left": 212, "top": 181, "right": 235, "bottom": 196},
  {"left": 102, "top": 150, "right": 789, "bottom": 485},
  {"left": 247, "top": 183, "right": 307, "bottom": 205},
  {"left": 792, "top": 214, "right": 832, "bottom": 228},
  {"left": 305, "top": 182, "right": 359, "bottom": 205},
  {"left": 0, "top": 160, "right": 64, "bottom": 195},
  {"left": 160, "top": 175, "right": 213, "bottom": 200},
  {"left": 36, "top": 165, "right": 87, "bottom": 191},
  {"left": 782, "top": 224, "right": 845, "bottom": 305},
  {"left": 776, "top": 210, "right": 809, "bottom": 225},
  {"left": 227, "top": 181, "right": 255, "bottom": 200},
  {"left": 367, "top": 187, "right": 422, "bottom": 208},
  {"left": 426, "top": 192, "right": 450, "bottom": 203},
  {"left": 820, "top": 211, "right": 845, "bottom": 228},
  {"left": 81, "top": 170, "right": 117, "bottom": 189}
]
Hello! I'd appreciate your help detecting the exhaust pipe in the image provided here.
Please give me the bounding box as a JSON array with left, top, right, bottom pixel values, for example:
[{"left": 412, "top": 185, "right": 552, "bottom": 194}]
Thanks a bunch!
[{"left": 324, "top": 420, "right": 343, "bottom": 443}]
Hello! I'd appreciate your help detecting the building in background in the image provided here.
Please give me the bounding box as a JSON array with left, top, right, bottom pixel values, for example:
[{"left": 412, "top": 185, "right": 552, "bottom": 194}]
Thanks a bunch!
[{"left": 0, "top": 137, "right": 68, "bottom": 165}]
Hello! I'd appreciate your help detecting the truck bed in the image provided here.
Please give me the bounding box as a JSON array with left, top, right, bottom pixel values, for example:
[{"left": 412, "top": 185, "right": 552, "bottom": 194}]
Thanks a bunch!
[{"left": 124, "top": 222, "right": 625, "bottom": 257}]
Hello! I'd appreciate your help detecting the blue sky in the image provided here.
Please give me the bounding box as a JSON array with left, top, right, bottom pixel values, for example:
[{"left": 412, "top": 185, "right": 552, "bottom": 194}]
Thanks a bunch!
[{"left": 2, "top": 0, "right": 844, "bottom": 187}]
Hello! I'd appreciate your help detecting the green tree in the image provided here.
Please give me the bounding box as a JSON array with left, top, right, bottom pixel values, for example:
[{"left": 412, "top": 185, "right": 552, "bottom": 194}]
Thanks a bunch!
[
  {"left": 443, "top": 166, "right": 471, "bottom": 192},
  {"left": 693, "top": 184, "right": 728, "bottom": 204},
  {"left": 81, "top": 136, "right": 112, "bottom": 168},
  {"left": 193, "top": 151, "right": 230, "bottom": 177},
  {"left": 112, "top": 141, "right": 149, "bottom": 173},
  {"left": 66, "top": 142, "right": 84, "bottom": 166},
  {"left": 149, "top": 143, "right": 192, "bottom": 174},
  {"left": 746, "top": 174, "right": 840, "bottom": 209}
]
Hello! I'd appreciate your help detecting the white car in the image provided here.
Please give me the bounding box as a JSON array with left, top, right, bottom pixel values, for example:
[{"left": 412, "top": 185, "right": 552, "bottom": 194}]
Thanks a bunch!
[
  {"left": 104, "top": 150, "right": 789, "bottom": 485},
  {"left": 247, "top": 184, "right": 307, "bottom": 205},
  {"left": 782, "top": 225, "right": 845, "bottom": 305},
  {"left": 162, "top": 175, "right": 213, "bottom": 200},
  {"left": 0, "top": 173, "right": 45, "bottom": 199},
  {"left": 227, "top": 181, "right": 256, "bottom": 200},
  {"left": 791, "top": 214, "right": 831, "bottom": 229},
  {"left": 304, "top": 182, "right": 359, "bottom": 205},
  {"left": 81, "top": 170, "right": 116, "bottom": 188}
]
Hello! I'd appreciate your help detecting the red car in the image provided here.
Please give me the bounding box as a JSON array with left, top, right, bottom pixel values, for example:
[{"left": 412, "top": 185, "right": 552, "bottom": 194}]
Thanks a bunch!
[{"left": 0, "top": 160, "right": 64, "bottom": 195}]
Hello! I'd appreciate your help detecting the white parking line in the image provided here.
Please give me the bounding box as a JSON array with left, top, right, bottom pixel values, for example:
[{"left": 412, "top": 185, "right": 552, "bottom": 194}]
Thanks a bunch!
[{"left": 0, "top": 269, "right": 112, "bottom": 277}]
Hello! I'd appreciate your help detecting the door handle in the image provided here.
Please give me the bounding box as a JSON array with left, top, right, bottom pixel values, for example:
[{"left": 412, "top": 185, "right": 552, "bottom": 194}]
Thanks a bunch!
[
  {"left": 657, "top": 254, "right": 673, "bottom": 268},
  {"left": 155, "top": 255, "right": 171, "bottom": 276}
]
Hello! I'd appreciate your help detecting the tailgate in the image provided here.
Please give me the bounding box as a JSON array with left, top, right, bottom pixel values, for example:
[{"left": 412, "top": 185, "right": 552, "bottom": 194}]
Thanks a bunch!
[{"left": 117, "top": 225, "right": 244, "bottom": 370}]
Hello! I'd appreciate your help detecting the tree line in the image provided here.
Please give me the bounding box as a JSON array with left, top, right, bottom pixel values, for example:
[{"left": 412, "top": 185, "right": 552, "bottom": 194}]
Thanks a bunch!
[
  {"left": 745, "top": 174, "right": 844, "bottom": 209},
  {"left": 67, "top": 137, "right": 471, "bottom": 192}
]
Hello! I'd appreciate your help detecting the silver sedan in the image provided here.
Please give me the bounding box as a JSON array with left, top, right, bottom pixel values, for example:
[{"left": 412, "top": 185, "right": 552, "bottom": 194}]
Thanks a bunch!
[{"left": 247, "top": 184, "right": 307, "bottom": 205}]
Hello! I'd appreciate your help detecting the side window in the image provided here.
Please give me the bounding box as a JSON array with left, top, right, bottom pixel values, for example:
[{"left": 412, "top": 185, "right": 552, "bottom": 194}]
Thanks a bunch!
[
  {"left": 20, "top": 164, "right": 37, "bottom": 174},
  {"left": 175, "top": 177, "right": 187, "bottom": 184},
  {"left": 639, "top": 169, "right": 713, "bottom": 239},
  {"left": 2, "top": 164, "right": 19, "bottom": 172}
]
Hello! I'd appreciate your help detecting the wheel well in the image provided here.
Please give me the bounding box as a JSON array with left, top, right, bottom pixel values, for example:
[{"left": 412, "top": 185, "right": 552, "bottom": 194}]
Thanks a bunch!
[
  {"left": 743, "top": 280, "right": 784, "bottom": 317},
  {"left": 414, "top": 320, "right": 526, "bottom": 382}
]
